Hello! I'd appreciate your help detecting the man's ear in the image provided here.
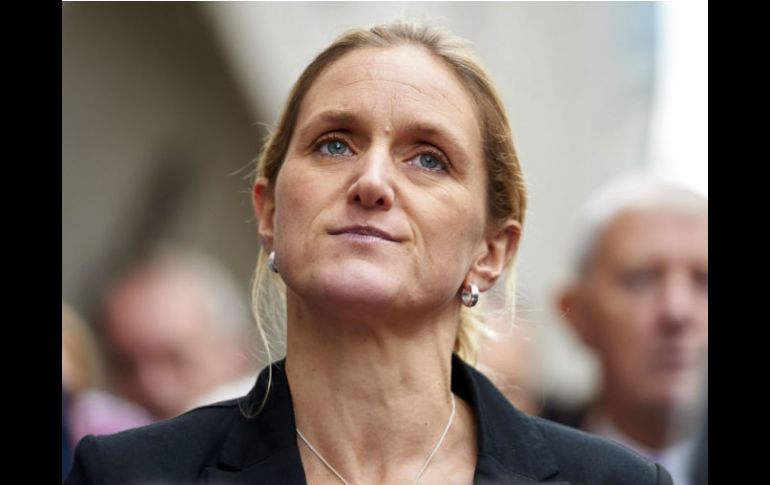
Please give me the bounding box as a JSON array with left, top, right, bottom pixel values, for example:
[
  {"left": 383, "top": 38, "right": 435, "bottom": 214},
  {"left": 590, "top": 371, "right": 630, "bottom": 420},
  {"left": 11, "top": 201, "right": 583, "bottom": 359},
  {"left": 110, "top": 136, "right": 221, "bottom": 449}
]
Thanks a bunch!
[
  {"left": 468, "top": 219, "right": 522, "bottom": 292},
  {"left": 555, "top": 279, "right": 596, "bottom": 348},
  {"left": 252, "top": 177, "right": 276, "bottom": 251}
]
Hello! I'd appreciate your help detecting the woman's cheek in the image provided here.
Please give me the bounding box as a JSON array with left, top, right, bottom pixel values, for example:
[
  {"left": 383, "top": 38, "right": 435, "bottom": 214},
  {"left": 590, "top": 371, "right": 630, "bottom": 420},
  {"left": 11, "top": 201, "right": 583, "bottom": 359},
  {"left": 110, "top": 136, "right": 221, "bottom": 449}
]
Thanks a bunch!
[{"left": 275, "top": 164, "right": 316, "bottom": 237}]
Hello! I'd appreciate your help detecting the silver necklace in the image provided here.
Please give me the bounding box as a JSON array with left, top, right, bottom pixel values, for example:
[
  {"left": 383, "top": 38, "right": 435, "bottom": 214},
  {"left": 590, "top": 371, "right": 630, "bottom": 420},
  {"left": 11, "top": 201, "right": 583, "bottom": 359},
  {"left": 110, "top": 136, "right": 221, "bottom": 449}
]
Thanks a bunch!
[{"left": 296, "top": 394, "right": 457, "bottom": 485}]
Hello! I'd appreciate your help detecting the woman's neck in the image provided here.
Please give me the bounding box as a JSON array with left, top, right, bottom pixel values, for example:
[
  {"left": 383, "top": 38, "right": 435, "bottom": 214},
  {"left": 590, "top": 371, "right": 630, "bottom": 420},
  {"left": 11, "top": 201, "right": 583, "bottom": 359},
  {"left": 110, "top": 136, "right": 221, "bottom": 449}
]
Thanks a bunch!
[{"left": 283, "top": 291, "right": 477, "bottom": 485}]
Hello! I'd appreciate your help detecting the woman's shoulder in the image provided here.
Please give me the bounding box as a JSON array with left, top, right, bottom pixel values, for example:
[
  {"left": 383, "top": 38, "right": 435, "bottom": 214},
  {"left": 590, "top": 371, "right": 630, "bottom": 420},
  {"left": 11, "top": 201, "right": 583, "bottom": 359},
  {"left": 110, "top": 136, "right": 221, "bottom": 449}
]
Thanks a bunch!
[
  {"left": 64, "top": 398, "right": 243, "bottom": 485},
  {"left": 526, "top": 415, "right": 672, "bottom": 485},
  {"left": 458, "top": 357, "right": 672, "bottom": 484}
]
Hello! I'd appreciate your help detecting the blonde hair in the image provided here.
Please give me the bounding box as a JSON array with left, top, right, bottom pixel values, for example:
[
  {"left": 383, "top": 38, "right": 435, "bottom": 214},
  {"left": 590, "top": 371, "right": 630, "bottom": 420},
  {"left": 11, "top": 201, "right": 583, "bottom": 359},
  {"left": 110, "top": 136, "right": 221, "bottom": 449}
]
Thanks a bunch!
[{"left": 244, "top": 20, "right": 527, "bottom": 416}]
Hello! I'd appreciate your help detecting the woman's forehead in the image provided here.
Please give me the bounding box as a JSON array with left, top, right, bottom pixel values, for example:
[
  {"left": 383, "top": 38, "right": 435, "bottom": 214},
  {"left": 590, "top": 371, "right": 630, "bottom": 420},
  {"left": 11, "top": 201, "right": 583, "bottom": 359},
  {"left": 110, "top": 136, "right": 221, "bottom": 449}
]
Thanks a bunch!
[{"left": 297, "top": 45, "right": 482, "bottom": 153}]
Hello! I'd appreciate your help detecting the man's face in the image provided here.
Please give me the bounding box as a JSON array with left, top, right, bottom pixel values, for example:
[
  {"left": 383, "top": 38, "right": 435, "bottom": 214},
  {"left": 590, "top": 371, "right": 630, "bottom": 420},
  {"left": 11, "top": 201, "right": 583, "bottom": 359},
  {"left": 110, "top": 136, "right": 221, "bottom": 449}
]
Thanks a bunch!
[
  {"left": 103, "top": 270, "right": 228, "bottom": 419},
  {"left": 578, "top": 208, "right": 708, "bottom": 414}
]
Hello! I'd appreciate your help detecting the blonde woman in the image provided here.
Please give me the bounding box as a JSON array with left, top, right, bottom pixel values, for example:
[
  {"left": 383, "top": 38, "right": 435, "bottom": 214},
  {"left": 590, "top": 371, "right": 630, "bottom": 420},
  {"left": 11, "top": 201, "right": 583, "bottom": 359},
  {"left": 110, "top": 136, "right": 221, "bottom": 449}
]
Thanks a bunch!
[{"left": 66, "top": 21, "right": 673, "bottom": 485}]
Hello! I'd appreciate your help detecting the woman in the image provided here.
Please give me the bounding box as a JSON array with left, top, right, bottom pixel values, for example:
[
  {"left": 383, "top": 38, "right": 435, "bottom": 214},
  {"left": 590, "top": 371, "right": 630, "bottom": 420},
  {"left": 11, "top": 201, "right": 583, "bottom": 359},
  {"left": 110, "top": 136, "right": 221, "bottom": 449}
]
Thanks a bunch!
[{"left": 65, "top": 21, "right": 673, "bottom": 485}]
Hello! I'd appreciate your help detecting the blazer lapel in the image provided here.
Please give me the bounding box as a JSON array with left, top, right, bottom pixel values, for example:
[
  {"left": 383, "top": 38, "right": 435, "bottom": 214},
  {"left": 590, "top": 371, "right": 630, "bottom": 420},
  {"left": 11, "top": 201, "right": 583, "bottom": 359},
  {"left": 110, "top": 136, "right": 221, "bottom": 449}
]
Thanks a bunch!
[
  {"left": 202, "top": 446, "right": 306, "bottom": 485},
  {"left": 452, "top": 354, "right": 571, "bottom": 485},
  {"left": 201, "top": 360, "right": 308, "bottom": 484}
]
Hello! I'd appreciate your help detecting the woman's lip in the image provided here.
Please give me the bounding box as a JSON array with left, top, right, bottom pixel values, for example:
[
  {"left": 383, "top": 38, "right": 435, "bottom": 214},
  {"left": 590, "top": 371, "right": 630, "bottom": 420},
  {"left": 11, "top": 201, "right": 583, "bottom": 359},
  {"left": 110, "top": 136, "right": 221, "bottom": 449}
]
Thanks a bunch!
[
  {"left": 329, "top": 225, "right": 398, "bottom": 242},
  {"left": 333, "top": 232, "right": 393, "bottom": 243}
]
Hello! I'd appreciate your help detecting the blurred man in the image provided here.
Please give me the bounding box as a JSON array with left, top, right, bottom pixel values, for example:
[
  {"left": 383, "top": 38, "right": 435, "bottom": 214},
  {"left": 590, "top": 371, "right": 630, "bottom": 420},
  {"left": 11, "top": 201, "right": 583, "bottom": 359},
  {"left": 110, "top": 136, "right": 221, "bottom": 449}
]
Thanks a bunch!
[
  {"left": 100, "top": 246, "right": 259, "bottom": 420},
  {"left": 550, "top": 175, "right": 708, "bottom": 485}
]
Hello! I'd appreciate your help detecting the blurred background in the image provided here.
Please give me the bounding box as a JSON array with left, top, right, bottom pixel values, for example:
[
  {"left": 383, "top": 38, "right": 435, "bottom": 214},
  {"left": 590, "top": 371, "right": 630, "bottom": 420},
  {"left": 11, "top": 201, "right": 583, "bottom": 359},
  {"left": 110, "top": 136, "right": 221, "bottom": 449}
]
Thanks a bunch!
[{"left": 62, "top": 1, "right": 707, "bottom": 480}]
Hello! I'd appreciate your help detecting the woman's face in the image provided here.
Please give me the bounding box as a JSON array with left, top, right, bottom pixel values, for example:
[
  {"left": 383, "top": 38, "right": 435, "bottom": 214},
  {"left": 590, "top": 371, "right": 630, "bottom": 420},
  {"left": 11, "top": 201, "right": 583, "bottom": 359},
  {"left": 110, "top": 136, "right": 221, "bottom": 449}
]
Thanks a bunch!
[{"left": 258, "top": 45, "right": 500, "bottom": 318}]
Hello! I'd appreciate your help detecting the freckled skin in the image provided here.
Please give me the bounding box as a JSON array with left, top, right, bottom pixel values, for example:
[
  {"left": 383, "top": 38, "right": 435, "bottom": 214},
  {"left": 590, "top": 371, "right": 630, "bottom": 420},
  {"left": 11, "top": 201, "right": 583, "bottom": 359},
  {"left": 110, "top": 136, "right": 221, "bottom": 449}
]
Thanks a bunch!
[{"left": 270, "top": 46, "right": 490, "bottom": 324}]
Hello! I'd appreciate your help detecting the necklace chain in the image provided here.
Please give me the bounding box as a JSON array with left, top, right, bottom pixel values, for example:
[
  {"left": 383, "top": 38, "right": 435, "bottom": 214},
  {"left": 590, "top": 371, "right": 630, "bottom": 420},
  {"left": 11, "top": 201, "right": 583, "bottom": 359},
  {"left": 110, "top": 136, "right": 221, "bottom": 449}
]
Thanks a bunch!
[{"left": 296, "top": 394, "right": 457, "bottom": 485}]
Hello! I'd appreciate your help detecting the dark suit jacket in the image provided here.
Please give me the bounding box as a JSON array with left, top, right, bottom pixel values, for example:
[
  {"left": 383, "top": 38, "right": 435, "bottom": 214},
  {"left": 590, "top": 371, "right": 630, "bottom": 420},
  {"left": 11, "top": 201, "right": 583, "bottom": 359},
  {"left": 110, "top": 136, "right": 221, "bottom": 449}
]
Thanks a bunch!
[
  {"left": 541, "top": 398, "right": 707, "bottom": 485},
  {"left": 65, "top": 354, "right": 673, "bottom": 484}
]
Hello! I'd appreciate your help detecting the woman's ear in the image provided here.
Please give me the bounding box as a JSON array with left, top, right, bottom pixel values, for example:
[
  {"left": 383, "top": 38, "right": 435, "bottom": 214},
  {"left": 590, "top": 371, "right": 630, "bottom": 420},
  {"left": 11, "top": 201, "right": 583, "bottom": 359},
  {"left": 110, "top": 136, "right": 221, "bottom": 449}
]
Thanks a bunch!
[
  {"left": 252, "top": 177, "right": 276, "bottom": 251},
  {"left": 468, "top": 219, "right": 522, "bottom": 291}
]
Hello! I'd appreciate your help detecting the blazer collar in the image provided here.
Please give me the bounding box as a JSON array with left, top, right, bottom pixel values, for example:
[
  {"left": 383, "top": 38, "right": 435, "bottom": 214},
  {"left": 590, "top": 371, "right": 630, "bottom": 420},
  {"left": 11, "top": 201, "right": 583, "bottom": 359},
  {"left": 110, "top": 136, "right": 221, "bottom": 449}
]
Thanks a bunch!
[
  {"left": 203, "top": 355, "right": 566, "bottom": 484},
  {"left": 203, "top": 359, "right": 305, "bottom": 484},
  {"left": 452, "top": 354, "right": 565, "bottom": 484}
]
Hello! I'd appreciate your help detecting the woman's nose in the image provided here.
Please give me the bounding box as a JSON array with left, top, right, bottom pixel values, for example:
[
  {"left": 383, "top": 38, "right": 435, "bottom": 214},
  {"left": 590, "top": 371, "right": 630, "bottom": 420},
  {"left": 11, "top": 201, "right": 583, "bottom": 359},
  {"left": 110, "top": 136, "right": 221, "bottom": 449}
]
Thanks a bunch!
[{"left": 346, "top": 146, "right": 395, "bottom": 210}]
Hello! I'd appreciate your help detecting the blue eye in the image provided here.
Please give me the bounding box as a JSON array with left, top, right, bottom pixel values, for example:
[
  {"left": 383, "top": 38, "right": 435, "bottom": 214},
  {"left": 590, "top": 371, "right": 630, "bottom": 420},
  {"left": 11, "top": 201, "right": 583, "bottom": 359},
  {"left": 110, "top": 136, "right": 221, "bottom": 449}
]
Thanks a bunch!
[
  {"left": 411, "top": 152, "right": 447, "bottom": 172},
  {"left": 318, "top": 138, "right": 352, "bottom": 156}
]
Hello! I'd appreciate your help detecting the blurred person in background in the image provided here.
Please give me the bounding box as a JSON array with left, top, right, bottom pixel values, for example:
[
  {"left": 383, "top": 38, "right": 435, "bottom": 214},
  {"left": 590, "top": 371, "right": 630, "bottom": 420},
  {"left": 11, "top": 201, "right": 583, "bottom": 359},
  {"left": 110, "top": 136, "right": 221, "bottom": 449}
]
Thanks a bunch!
[
  {"left": 548, "top": 174, "right": 708, "bottom": 485},
  {"left": 62, "top": 301, "right": 153, "bottom": 463},
  {"left": 99, "top": 245, "right": 259, "bottom": 421}
]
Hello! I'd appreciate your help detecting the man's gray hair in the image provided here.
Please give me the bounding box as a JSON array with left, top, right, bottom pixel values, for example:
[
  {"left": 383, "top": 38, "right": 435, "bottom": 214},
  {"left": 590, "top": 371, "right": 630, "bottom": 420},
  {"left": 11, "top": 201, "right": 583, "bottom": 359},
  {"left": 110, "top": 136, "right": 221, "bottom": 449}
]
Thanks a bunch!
[
  {"left": 133, "top": 244, "right": 254, "bottom": 342},
  {"left": 568, "top": 172, "right": 708, "bottom": 276}
]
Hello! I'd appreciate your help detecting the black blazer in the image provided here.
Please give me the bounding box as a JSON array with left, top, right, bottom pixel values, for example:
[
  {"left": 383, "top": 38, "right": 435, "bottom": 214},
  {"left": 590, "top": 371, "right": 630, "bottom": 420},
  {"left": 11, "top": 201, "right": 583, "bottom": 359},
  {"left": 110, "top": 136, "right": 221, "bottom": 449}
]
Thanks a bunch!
[{"left": 65, "top": 355, "right": 673, "bottom": 484}]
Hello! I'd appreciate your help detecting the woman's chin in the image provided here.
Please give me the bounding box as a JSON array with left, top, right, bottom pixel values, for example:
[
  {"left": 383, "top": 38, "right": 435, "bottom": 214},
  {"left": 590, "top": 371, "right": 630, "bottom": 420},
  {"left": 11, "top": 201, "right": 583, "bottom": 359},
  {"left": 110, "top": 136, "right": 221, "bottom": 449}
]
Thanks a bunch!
[{"left": 313, "top": 260, "right": 402, "bottom": 307}]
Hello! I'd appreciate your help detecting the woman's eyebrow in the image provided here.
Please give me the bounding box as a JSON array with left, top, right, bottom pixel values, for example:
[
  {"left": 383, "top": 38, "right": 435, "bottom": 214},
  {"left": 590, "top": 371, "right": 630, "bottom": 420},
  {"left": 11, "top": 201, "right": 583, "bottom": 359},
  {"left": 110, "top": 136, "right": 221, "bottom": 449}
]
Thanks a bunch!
[
  {"left": 297, "top": 110, "right": 363, "bottom": 140},
  {"left": 401, "top": 118, "right": 466, "bottom": 149}
]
